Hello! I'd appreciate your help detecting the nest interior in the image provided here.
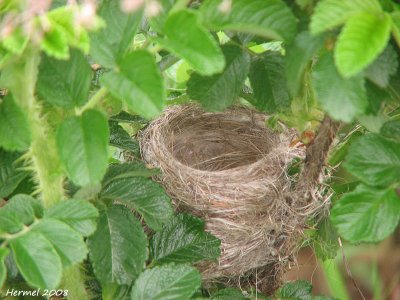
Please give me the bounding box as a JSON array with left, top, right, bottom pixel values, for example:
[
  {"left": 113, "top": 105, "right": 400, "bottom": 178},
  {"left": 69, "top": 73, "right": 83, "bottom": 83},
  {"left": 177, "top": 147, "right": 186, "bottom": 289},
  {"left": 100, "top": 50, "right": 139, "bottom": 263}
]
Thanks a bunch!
[{"left": 139, "top": 104, "right": 327, "bottom": 293}]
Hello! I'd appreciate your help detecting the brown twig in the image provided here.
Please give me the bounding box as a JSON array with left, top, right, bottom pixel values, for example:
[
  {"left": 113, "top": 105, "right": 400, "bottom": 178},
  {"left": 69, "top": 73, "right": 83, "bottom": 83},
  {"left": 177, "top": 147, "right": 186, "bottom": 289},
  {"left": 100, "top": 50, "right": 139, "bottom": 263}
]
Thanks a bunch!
[{"left": 295, "top": 115, "right": 341, "bottom": 197}]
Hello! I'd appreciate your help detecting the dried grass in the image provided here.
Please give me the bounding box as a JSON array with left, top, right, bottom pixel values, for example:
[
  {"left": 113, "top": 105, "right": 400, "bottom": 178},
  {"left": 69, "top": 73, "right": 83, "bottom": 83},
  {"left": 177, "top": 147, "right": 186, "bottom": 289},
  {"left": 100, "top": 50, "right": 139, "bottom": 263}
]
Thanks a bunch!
[{"left": 139, "top": 104, "right": 329, "bottom": 293}]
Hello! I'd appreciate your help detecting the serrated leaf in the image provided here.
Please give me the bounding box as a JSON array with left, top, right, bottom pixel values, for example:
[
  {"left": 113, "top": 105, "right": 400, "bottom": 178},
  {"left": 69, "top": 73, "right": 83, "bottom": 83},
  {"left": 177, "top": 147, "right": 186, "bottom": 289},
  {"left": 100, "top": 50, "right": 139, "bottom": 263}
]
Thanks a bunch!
[
  {"left": 150, "top": 214, "right": 220, "bottom": 264},
  {"left": 211, "top": 288, "right": 249, "bottom": 299},
  {"left": 56, "top": 109, "right": 109, "bottom": 186},
  {"left": 381, "top": 119, "right": 400, "bottom": 140},
  {"left": 36, "top": 50, "right": 92, "bottom": 108},
  {"left": 101, "top": 164, "right": 172, "bottom": 231},
  {"left": 187, "top": 44, "right": 250, "bottom": 111},
  {"left": 334, "top": 12, "right": 391, "bottom": 78},
  {"left": 155, "top": 10, "right": 225, "bottom": 76},
  {"left": 0, "top": 247, "right": 8, "bottom": 288},
  {"left": 87, "top": 204, "right": 148, "bottom": 284},
  {"left": 110, "top": 111, "right": 148, "bottom": 124},
  {"left": 2, "top": 27, "right": 28, "bottom": 54},
  {"left": 0, "top": 95, "right": 31, "bottom": 151},
  {"left": 130, "top": 263, "right": 201, "bottom": 300},
  {"left": 47, "top": 6, "right": 91, "bottom": 54},
  {"left": 248, "top": 52, "right": 290, "bottom": 112},
  {"left": 200, "top": 0, "right": 297, "bottom": 42},
  {"left": 101, "top": 50, "right": 165, "bottom": 119},
  {"left": 279, "top": 280, "right": 312, "bottom": 299},
  {"left": 1, "top": 194, "right": 43, "bottom": 225},
  {"left": 310, "top": 0, "right": 382, "bottom": 35},
  {"left": 286, "top": 31, "right": 326, "bottom": 96},
  {"left": 10, "top": 231, "right": 62, "bottom": 289},
  {"left": 331, "top": 184, "right": 400, "bottom": 243},
  {"left": 109, "top": 122, "right": 140, "bottom": 154},
  {"left": 44, "top": 199, "right": 98, "bottom": 236},
  {"left": 0, "top": 149, "right": 29, "bottom": 198},
  {"left": 90, "top": 0, "right": 143, "bottom": 68},
  {"left": 365, "top": 45, "right": 398, "bottom": 88},
  {"left": 312, "top": 52, "right": 367, "bottom": 122},
  {"left": 344, "top": 133, "right": 400, "bottom": 186},
  {"left": 102, "top": 163, "right": 158, "bottom": 184},
  {"left": 41, "top": 23, "right": 69, "bottom": 60},
  {"left": 32, "top": 219, "right": 87, "bottom": 267}
]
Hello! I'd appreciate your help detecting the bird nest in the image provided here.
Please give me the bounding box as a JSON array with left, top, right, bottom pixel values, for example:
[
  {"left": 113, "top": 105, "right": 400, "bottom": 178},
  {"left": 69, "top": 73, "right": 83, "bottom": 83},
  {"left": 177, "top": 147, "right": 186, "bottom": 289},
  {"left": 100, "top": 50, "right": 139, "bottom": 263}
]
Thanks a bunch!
[{"left": 139, "top": 104, "right": 329, "bottom": 293}]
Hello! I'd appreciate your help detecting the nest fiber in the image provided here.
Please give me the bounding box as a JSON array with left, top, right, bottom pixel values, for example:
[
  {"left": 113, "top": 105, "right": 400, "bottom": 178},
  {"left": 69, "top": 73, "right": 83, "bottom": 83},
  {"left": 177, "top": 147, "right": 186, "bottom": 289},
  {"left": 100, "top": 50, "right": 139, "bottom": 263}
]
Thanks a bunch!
[{"left": 140, "top": 104, "right": 325, "bottom": 289}]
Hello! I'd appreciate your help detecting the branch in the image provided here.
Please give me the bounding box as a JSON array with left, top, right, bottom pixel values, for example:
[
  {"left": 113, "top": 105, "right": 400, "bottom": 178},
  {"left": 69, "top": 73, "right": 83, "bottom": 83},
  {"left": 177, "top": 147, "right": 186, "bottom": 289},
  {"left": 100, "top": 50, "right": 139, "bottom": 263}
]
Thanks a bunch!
[{"left": 295, "top": 115, "right": 341, "bottom": 196}]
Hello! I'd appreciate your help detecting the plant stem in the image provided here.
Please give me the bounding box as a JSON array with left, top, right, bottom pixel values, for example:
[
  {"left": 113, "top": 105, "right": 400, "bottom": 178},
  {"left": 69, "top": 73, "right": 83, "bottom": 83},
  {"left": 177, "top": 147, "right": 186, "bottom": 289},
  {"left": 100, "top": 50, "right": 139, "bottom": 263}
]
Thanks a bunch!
[
  {"left": 2, "top": 49, "right": 64, "bottom": 208},
  {"left": 62, "top": 266, "right": 91, "bottom": 300},
  {"left": 2, "top": 48, "right": 89, "bottom": 299},
  {"left": 78, "top": 86, "right": 108, "bottom": 114},
  {"left": 320, "top": 259, "right": 351, "bottom": 300}
]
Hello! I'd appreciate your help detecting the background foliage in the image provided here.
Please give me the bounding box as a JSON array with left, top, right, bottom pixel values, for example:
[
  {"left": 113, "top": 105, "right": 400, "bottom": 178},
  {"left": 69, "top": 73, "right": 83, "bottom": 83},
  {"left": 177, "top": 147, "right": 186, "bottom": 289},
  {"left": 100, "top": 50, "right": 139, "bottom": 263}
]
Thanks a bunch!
[{"left": 0, "top": 0, "right": 400, "bottom": 299}]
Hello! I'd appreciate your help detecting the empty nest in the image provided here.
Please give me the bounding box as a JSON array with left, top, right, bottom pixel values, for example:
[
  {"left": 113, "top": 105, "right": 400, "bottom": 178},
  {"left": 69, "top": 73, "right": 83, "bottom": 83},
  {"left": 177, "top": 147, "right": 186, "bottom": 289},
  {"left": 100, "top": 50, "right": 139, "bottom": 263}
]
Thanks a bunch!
[{"left": 139, "top": 104, "right": 329, "bottom": 293}]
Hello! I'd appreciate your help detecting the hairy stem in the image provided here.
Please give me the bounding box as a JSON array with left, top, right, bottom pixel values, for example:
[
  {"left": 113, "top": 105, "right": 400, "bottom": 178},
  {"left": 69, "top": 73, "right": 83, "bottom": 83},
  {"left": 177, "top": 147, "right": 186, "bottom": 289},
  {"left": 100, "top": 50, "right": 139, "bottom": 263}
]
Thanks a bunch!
[
  {"left": 62, "top": 266, "right": 91, "bottom": 300},
  {"left": 2, "top": 48, "right": 89, "bottom": 299}
]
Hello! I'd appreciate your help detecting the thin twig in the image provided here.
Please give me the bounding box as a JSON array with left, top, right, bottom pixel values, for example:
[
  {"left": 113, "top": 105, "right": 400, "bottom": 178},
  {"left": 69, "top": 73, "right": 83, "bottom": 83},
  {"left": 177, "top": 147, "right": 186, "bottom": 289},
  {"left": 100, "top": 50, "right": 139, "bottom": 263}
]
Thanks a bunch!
[{"left": 338, "top": 237, "right": 366, "bottom": 300}]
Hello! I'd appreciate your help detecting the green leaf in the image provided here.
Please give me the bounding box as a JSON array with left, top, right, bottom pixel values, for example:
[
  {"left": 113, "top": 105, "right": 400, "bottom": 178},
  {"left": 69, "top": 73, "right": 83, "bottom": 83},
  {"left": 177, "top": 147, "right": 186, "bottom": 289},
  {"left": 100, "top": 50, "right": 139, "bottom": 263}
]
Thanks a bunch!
[
  {"left": 0, "top": 95, "right": 31, "bottom": 151},
  {"left": 279, "top": 280, "right": 312, "bottom": 299},
  {"left": 365, "top": 45, "right": 398, "bottom": 88},
  {"left": 331, "top": 184, "right": 400, "bottom": 243},
  {"left": 41, "top": 23, "right": 69, "bottom": 60},
  {"left": 150, "top": 214, "right": 220, "bottom": 264},
  {"left": 109, "top": 122, "right": 140, "bottom": 154},
  {"left": 248, "top": 52, "right": 290, "bottom": 112},
  {"left": 47, "top": 6, "right": 91, "bottom": 54},
  {"left": 130, "top": 263, "right": 201, "bottom": 300},
  {"left": 36, "top": 50, "right": 92, "bottom": 108},
  {"left": 2, "top": 27, "right": 28, "bottom": 54},
  {"left": 87, "top": 204, "right": 148, "bottom": 285},
  {"left": 0, "top": 247, "right": 8, "bottom": 288},
  {"left": 312, "top": 52, "right": 367, "bottom": 122},
  {"left": 310, "top": 0, "right": 382, "bottom": 35},
  {"left": 44, "top": 199, "right": 99, "bottom": 236},
  {"left": 0, "top": 210, "right": 23, "bottom": 235},
  {"left": 2, "top": 194, "right": 43, "bottom": 225},
  {"left": 101, "top": 50, "right": 165, "bottom": 119},
  {"left": 381, "top": 119, "right": 400, "bottom": 141},
  {"left": 56, "top": 109, "right": 109, "bottom": 186},
  {"left": 148, "top": 0, "right": 176, "bottom": 33},
  {"left": 155, "top": 10, "right": 225, "bottom": 76},
  {"left": 286, "top": 31, "right": 326, "bottom": 96},
  {"left": 101, "top": 164, "right": 172, "bottom": 231},
  {"left": 0, "top": 149, "right": 29, "bottom": 198},
  {"left": 344, "top": 133, "right": 400, "bottom": 186},
  {"left": 211, "top": 288, "right": 249, "bottom": 299},
  {"left": 200, "top": 0, "right": 297, "bottom": 42},
  {"left": 187, "top": 44, "right": 250, "bottom": 111},
  {"left": 90, "top": 0, "right": 143, "bottom": 68},
  {"left": 312, "top": 218, "right": 339, "bottom": 261},
  {"left": 334, "top": 12, "right": 391, "bottom": 78},
  {"left": 10, "top": 231, "right": 62, "bottom": 289},
  {"left": 32, "top": 219, "right": 87, "bottom": 267},
  {"left": 110, "top": 111, "right": 148, "bottom": 124}
]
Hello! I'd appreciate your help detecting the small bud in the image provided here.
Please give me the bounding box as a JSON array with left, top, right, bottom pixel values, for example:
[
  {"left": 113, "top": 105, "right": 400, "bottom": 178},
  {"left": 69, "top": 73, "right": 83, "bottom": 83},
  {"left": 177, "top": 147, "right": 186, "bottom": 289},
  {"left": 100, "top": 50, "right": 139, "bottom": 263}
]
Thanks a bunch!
[
  {"left": 77, "top": 1, "right": 97, "bottom": 29},
  {"left": 145, "top": 0, "right": 162, "bottom": 17},
  {"left": 121, "top": 0, "right": 145, "bottom": 13},
  {"left": 218, "top": 0, "right": 232, "bottom": 13}
]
